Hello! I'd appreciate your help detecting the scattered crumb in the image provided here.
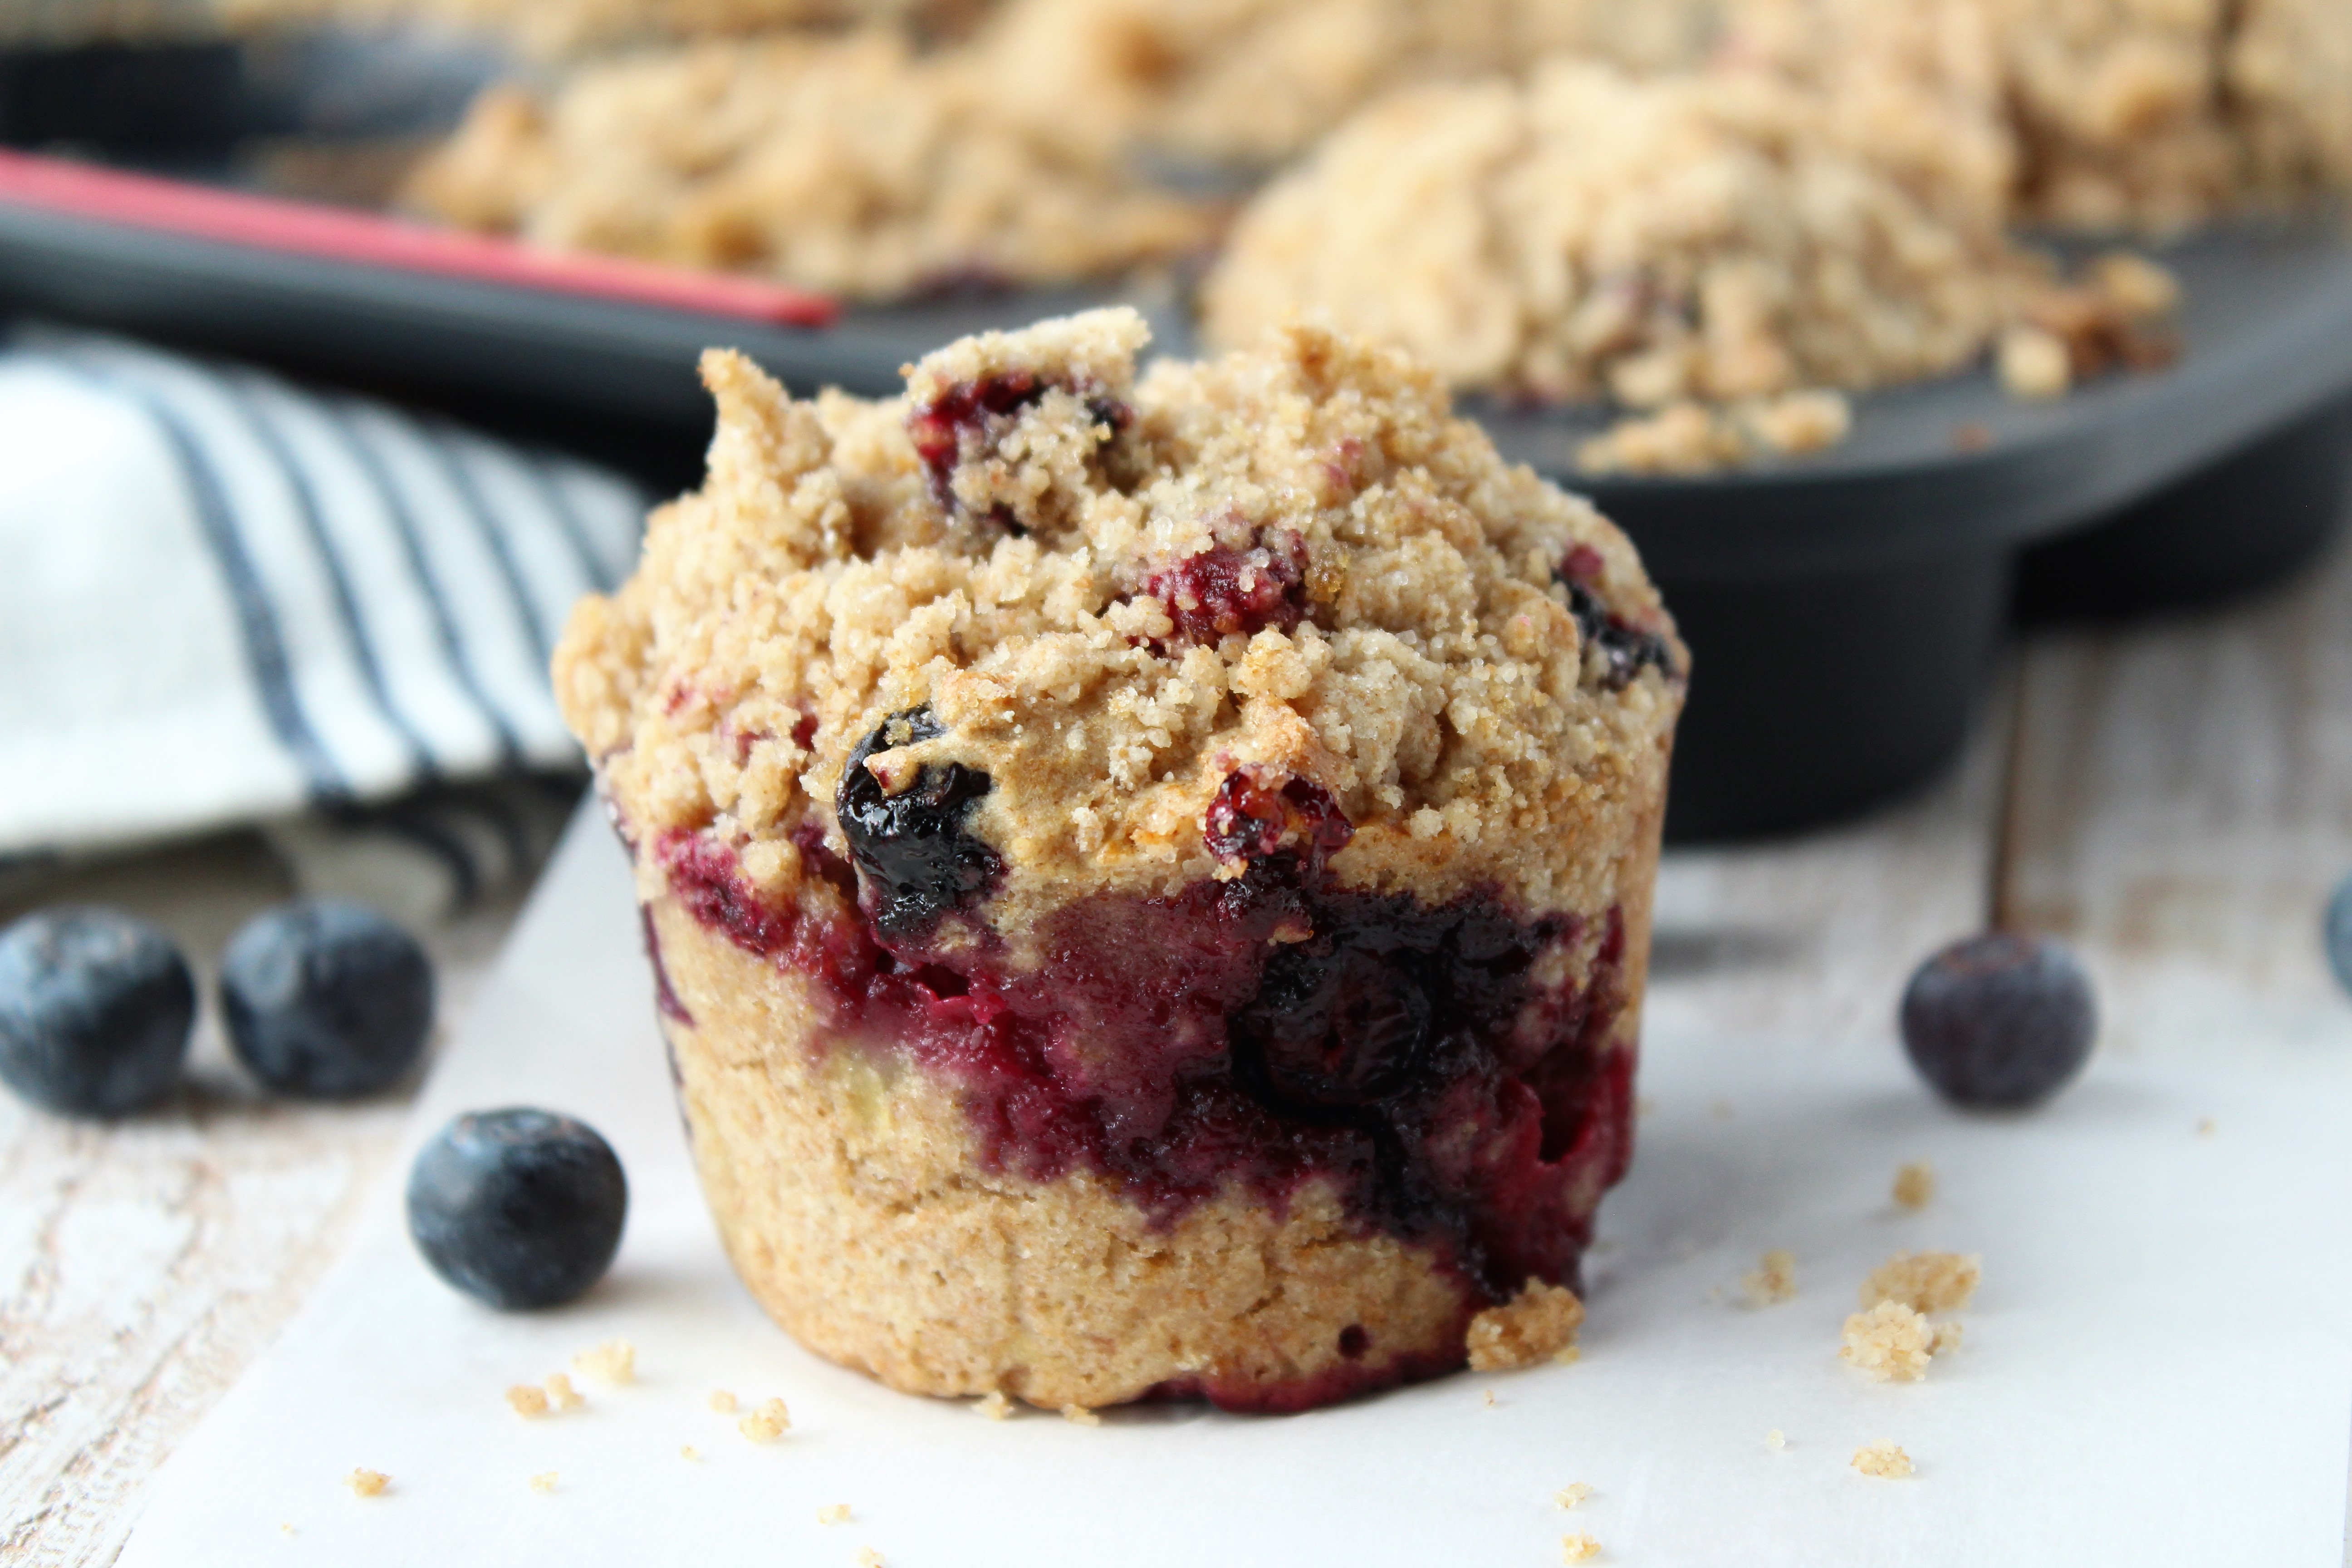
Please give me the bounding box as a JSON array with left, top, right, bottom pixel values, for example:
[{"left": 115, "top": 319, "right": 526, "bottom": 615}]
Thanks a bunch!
[
  {"left": 1953, "top": 421, "right": 1993, "bottom": 453},
  {"left": 1561, "top": 1531, "right": 1602, "bottom": 1563},
  {"left": 280, "top": 1524, "right": 296, "bottom": 1536},
  {"left": 345, "top": 1469, "right": 389, "bottom": 1498},
  {"left": 1861, "top": 1251, "right": 1981, "bottom": 1314},
  {"left": 1741, "top": 1249, "right": 1798, "bottom": 1308},
  {"left": 1555, "top": 1482, "right": 1592, "bottom": 1509},
  {"left": 739, "top": 1397, "right": 791, "bottom": 1443},
  {"left": 818, "top": 1504, "right": 853, "bottom": 1526},
  {"left": 976, "top": 1391, "right": 1014, "bottom": 1421},
  {"left": 1764, "top": 1428, "right": 1787, "bottom": 1452},
  {"left": 544, "top": 1372, "right": 583, "bottom": 1411},
  {"left": 709, "top": 1390, "right": 739, "bottom": 1414},
  {"left": 1553, "top": 1342, "right": 1582, "bottom": 1367},
  {"left": 1851, "top": 1440, "right": 1915, "bottom": 1479},
  {"left": 1744, "top": 389, "right": 1853, "bottom": 457},
  {"left": 529, "top": 1472, "right": 559, "bottom": 1494},
  {"left": 857, "top": 1550, "right": 886, "bottom": 1568},
  {"left": 1892, "top": 1162, "right": 1936, "bottom": 1211},
  {"left": 680, "top": 1446, "right": 702, "bottom": 1462},
  {"left": 1466, "top": 1280, "right": 1585, "bottom": 1372},
  {"left": 2087, "top": 251, "right": 2181, "bottom": 318},
  {"left": 573, "top": 1339, "right": 636, "bottom": 1385},
  {"left": 506, "top": 1384, "right": 551, "bottom": 1418},
  {"left": 2198, "top": 1117, "right": 2217, "bottom": 1137},
  {"left": 1930, "top": 1321, "right": 1965, "bottom": 1357},
  {"left": 1999, "top": 324, "right": 2073, "bottom": 399},
  {"left": 1840, "top": 1301, "right": 1935, "bottom": 1382},
  {"left": 1059, "top": 1403, "right": 1102, "bottom": 1426}
]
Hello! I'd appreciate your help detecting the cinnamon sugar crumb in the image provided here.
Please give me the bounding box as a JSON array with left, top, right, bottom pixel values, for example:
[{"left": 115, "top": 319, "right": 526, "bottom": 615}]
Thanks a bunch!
[
  {"left": 1059, "top": 1404, "right": 1101, "bottom": 1426},
  {"left": 739, "top": 1397, "right": 791, "bottom": 1442},
  {"left": 709, "top": 1390, "right": 739, "bottom": 1414},
  {"left": 818, "top": 1504, "right": 852, "bottom": 1525},
  {"left": 1852, "top": 1440, "right": 1914, "bottom": 1479},
  {"left": 345, "top": 1469, "right": 388, "bottom": 1498},
  {"left": 573, "top": 1339, "right": 636, "bottom": 1384},
  {"left": 1466, "top": 1280, "right": 1585, "bottom": 1372},
  {"left": 1892, "top": 1162, "right": 1936, "bottom": 1210},
  {"left": 1555, "top": 1482, "right": 1592, "bottom": 1509},
  {"left": 544, "top": 1372, "right": 583, "bottom": 1411},
  {"left": 529, "top": 1472, "right": 558, "bottom": 1494},
  {"left": 506, "top": 1384, "right": 551, "bottom": 1418},
  {"left": 1741, "top": 1249, "right": 1798, "bottom": 1307},
  {"left": 1561, "top": 1531, "right": 1602, "bottom": 1562},
  {"left": 1861, "top": 1252, "right": 1980, "bottom": 1313},
  {"left": 1764, "top": 1428, "right": 1787, "bottom": 1452},
  {"left": 975, "top": 1392, "right": 1014, "bottom": 1421},
  {"left": 1840, "top": 1301, "right": 1934, "bottom": 1382}
]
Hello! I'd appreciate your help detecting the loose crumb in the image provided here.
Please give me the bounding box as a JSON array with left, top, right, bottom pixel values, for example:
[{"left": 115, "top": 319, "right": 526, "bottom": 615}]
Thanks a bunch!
[
  {"left": 529, "top": 1472, "right": 559, "bottom": 1494},
  {"left": 1930, "top": 1321, "right": 1965, "bottom": 1357},
  {"left": 1059, "top": 1403, "right": 1102, "bottom": 1426},
  {"left": 739, "top": 1397, "right": 792, "bottom": 1443},
  {"left": 280, "top": 1524, "right": 296, "bottom": 1535},
  {"left": 1555, "top": 1482, "right": 1592, "bottom": 1509},
  {"left": 681, "top": 1446, "right": 702, "bottom": 1462},
  {"left": 1741, "top": 1249, "right": 1798, "bottom": 1308},
  {"left": 345, "top": 1469, "right": 388, "bottom": 1498},
  {"left": 1892, "top": 1162, "right": 1936, "bottom": 1211},
  {"left": 1861, "top": 1252, "right": 1981, "bottom": 1314},
  {"left": 857, "top": 1550, "right": 886, "bottom": 1568},
  {"left": 1764, "top": 1428, "right": 1787, "bottom": 1452},
  {"left": 818, "top": 1504, "right": 852, "bottom": 1526},
  {"left": 1483, "top": 1389, "right": 1498, "bottom": 1409},
  {"left": 975, "top": 1391, "right": 1014, "bottom": 1421},
  {"left": 573, "top": 1339, "right": 636, "bottom": 1385},
  {"left": 1466, "top": 1280, "right": 1585, "bottom": 1372},
  {"left": 1840, "top": 1301, "right": 1934, "bottom": 1382},
  {"left": 1561, "top": 1532, "right": 1602, "bottom": 1563},
  {"left": 506, "top": 1384, "right": 551, "bottom": 1418},
  {"left": 709, "top": 1390, "right": 739, "bottom": 1414},
  {"left": 1851, "top": 1440, "right": 1915, "bottom": 1479},
  {"left": 1999, "top": 324, "right": 2072, "bottom": 399},
  {"left": 544, "top": 1372, "right": 583, "bottom": 1411}
]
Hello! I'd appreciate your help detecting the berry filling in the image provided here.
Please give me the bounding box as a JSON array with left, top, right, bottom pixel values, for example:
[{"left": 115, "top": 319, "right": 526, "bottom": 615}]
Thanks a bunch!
[
  {"left": 1140, "top": 529, "right": 1310, "bottom": 647},
  {"left": 1557, "top": 544, "right": 1679, "bottom": 690}
]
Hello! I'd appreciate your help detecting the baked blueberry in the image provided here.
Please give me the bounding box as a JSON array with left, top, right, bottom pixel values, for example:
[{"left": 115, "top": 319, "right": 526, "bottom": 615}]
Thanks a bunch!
[
  {"left": 220, "top": 900, "right": 434, "bottom": 1098},
  {"left": 0, "top": 906, "right": 194, "bottom": 1117},
  {"left": 1900, "top": 933, "right": 2096, "bottom": 1109},
  {"left": 2327, "top": 873, "right": 2352, "bottom": 1000},
  {"left": 837, "top": 709, "right": 1004, "bottom": 939},
  {"left": 407, "top": 1108, "right": 627, "bottom": 1310}
]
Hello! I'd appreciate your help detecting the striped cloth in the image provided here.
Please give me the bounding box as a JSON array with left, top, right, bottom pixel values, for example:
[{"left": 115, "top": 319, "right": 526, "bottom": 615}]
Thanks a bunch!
[{"left": 0, "top": 324, "right": 646, "bottom": 860}]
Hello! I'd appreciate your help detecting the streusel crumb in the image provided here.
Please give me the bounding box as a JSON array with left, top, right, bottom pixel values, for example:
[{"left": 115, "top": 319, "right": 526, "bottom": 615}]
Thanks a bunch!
[
  {"left": 1561, "top": 1532, "right": 1602, "bottom": 1563},
  {"left": 574, "top": 1340, "right": 636, "bottom": 1385},
  {"left": 1555, "top": 1482, "right": 1593, "bottom": 1509},
  {"left": 1741, "top": 1249, "right": 1798, "bottom": 1308},
  {"left": 1059, "top": 1404, "right": 1102, "bottom": 1426},
  {"left": 1892, "top": 1162, "right": 1936, "bottom": 1210},
  {"left": 818, "top": 1504, "right": 853, "bottom": 1525},
  {"left": 739, "top": 1397, "right": 792, "bottom": 1442},
  {"left": 1861, "top": 1251, "right": 1980, "bottom": 1314},
  {"left": 544, "top": 1373, "right": 583, "bottom": 1411},
  {"left": 506, "top": 1384, "right": 551, "bottom": 1418},
  {"left": 976, "top": 1392, "right": 1014, "bottom": 1421},
  {"left": 1841, "top": 1301, "right": 1934, "bottom": 1382},
  {"left": 529, "top": 1472, "right": 559, "bottom": 1494},
  {"left": 1851, "top": 1440, "right": 1914, "bottom": 1479},
  {"left": 1466, "top": 1280, "right": 1586, "bottom": 1372},
  {"left": 346, "top": 1469, "right": 388, "bottom": 1498},
  {"left": 709, "top": 1390, "right": 739, "bottom": 1414}
]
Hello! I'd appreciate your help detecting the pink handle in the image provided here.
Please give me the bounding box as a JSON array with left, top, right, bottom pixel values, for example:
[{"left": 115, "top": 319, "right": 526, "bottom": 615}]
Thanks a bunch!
[{"left": 0, "top": 147, "right": 840, "bottom": 329}]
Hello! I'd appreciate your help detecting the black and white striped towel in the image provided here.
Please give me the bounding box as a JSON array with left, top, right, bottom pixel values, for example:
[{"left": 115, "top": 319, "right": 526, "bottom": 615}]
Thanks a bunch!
[{"left": 0, "top": 323, "right": 647, "bottom": 860}]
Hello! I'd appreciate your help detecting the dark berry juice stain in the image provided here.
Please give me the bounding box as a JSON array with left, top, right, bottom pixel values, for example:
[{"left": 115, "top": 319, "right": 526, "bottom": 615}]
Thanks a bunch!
[
  {"left": 1557, "top": 544, "right": 1680, "bottom": 690},
  {"left": 638, "top": 907, "right": 694, "bottom": 1027},
  {"left": 906, "top": 371, "right": 1132, "bottom": 528},
  {"left": 656, "top": 771, "right": 1636, "bottom": 1411},
  {"left": 836, "top": 709, "right": 1005, "bottom": 939},
  {"left": 1204, "top": 769, "right": 1354, "bottom": 868},
  {"left": 1141, "top": 529, "right": 1309, "bottom": 647}
]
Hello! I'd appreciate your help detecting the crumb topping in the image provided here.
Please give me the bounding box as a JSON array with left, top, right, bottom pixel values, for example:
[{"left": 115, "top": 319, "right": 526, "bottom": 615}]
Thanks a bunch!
[
  {"left": 1861, "top": 1251, "right": 1981, "bottom": 1314},
  {"left": 1465, "top": 1279, "right": 1585, "bottom": 1372},
  {"left": 1741, "top": 1249, "right": 1798, "bottom": 1308},
  {"left": 1840, "top": 1300, "right": 1934, "bottom": 1382},
  {"left": 1891, "top": 1161, "right": 1936, "bottom": 1210},
  {"left": 1851, "top": 1439, "right": 1915, "bottom": 1479}
]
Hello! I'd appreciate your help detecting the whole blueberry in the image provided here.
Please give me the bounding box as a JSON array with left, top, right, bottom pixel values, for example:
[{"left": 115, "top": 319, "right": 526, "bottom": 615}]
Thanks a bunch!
[
  {"left": 1901, "top": 932, "right": 2097, "bottom": 1109},
  {"left": 220, "top": 900, "right": 434, "bottom": 1098},
  {"left": 0, "top": 906, "right": 194, "bottom": 1117},
  {"left": 407, "top": 1108, "right": 627, "bottom": 1310},
  {"left": 2326, "top": 872, "right": 2352, "bottom": 999}
]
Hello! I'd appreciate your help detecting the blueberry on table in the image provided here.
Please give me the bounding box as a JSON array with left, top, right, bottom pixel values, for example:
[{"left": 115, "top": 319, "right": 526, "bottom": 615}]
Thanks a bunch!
[
  {"left": 407, "top": 1108, "right": 628, "bottom": 1310},
  {"left": 2327, "top": 873, "right": 2352, "bottom": 999},
  {"left": 220, "top": 900, "right": 434, "bottom": 1098},
  {"left": 1901, "top": 932, "right": 2097, "bottom": 1109},
  {"left": 0, "top": 906, "right": 195, "bottom": 1117}
]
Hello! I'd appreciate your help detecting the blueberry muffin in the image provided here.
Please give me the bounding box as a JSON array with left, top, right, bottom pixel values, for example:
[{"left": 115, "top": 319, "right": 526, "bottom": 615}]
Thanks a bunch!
[{"left": 554, "top": 309, "right": 1685, "bottom": 1412}]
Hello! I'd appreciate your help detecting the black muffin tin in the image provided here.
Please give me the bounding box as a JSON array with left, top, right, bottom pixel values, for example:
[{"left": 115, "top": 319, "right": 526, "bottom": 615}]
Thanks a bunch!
[{"left": 4, "top": 31, "right": 2350, "bottom": 840}]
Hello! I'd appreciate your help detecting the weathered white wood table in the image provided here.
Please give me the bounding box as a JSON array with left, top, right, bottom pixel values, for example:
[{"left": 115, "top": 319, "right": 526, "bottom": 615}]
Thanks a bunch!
[{"left": 5, "top": 531, "right": 2350, "bottom": 1566}]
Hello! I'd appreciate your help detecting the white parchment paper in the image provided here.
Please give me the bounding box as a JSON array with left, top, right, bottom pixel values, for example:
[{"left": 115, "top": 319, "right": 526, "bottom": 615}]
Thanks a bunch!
[{"left": 118, "top": 812, "right": 2352, "bottom": 1567}]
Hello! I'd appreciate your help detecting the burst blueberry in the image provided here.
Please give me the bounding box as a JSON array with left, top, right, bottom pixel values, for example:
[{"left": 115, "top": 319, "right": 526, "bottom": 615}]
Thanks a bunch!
[
  {"left": 1900, "top": 932, "right": 2096, "bottom": 1109},
  {"left": 837, "top": 708, "right": 1004, "bottom": 939},
  {"left": 407, "top": 1107, "right": 628, "bottom": 1310},
  {"left": 0, "top": 906, "right": 194, "bottom": 1117},
  {"left": 220, "top": 900, "right": 434, "bottom": 1098}
]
